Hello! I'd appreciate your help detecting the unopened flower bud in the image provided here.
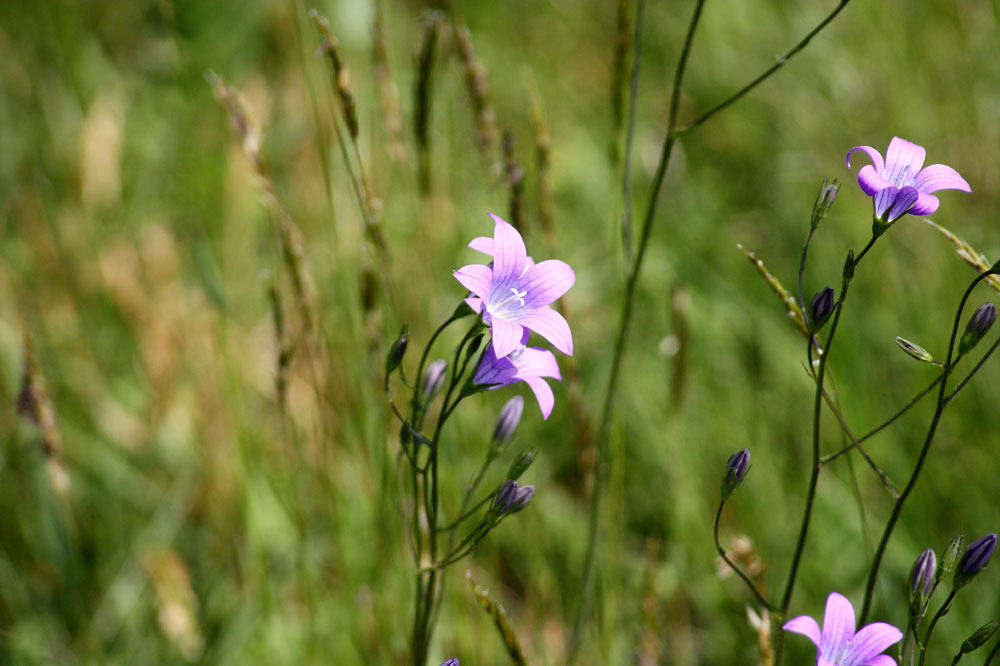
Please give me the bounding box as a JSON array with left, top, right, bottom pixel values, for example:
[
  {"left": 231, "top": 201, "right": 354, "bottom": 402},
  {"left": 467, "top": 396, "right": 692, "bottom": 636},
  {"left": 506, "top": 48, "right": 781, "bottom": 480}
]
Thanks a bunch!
[
  {"left": 421, "top": 359, "right": 447, "bottom": 401},
  {"left": 507, "top": 448, "right": 537, "bottom": 480},
  {"left": 385, "top": 326, "right": 409, "bottom": 376},
  {"left": 809, "top": 287, "right": 835, "bottom": 332},
  {"left": 509, "top": 484, "right": 534, "bottom": 513},
  {"left": 491, "top": 480, "right": 518, "bottom": 516},
  {"left": 810, "top": 177, "right": 839, "bottom": 231},
  {"left": 842, "top": 250, "right": 855, "bottom": 286},
  {"left": 954, "top": 532, "right": 997, "bottom": 589},
  {"left": 959, "top": 303, "right": 996, "bottom": 356},
  {"left": 938, "top": 535, "right": 964, "bottom": 583},
  {"left": 895, "top": 337, "right": 937, "bottom": 365},
  {"left": 721, "top": 449, "right": 750, "bottom": 500},
  {"left": 438, "top": 659, "right": 460, "bottom": 666},
  {"left": 908, "top": 548, "right": 936, "bottom": 615},
  {"left": 960, "top": 621, "right": 999, "bottom": 655},
  {"left": 493, "top": 396, "right": 524, "bottom": 447}
]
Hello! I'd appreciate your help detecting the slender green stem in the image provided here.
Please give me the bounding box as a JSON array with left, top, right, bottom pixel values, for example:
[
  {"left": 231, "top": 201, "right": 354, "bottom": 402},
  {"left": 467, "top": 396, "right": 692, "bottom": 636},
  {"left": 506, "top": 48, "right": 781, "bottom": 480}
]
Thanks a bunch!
[
  {"left": 568, "top": 1, "right": 707, "bottom": 660},
  {"left": 620, "top": 0, "right": 644, "bottom": 267},
  {"left": 946, "top": 334, "right": 1000, "bottom": 404},
  {"left": 675, "top": 0, "right": 853, "bottom": 135},
  {"left": 714, "top": 500, "right": 773, "bottom": 610},
  {"left": 919, "top": 590, "right": 956, "bottom": 666},
  {"left": 984, "top": 636, "right": 1000, "bottom": 665},
  {"left": 859, "top": 271, "right": 994, "bottom": 624}
]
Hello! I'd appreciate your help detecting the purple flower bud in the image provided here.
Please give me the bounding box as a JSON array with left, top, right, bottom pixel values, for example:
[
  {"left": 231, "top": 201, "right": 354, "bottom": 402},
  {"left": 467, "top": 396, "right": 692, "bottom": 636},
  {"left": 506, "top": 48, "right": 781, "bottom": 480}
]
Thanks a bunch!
[
  {"left": 509, "top": 484, "right": 534, "bottom": 513},
  {"left": 954, "top": 532, "right": 997, "bottom": 589},
  {"left": 809, "top": 287, "right": 835, "bottom": 332},
  {"left": 908, "top": 548, "right": 936, "bottom": 614},
  {"left": 421, "top": 359, "right": 447, "bottom": 401},
  {"left": 438, "top": 659, "right": 460, "bottom": 666},
  {"left": 959, "top": 303, "right": 996, "bottom": 356},
  {"left": 385, "top": 326, "right": 409, "bottom": 377},
  {"left": 492, "top": 395, "right": 524, "bottom": 447},
  {"left": 491, "top": 480, "right": 518, "bottom": 516},
  {"left": 721, "top": 449, "right": 750, "bottom": 500},
  {"left": 961, "top": 621, "right": 999, "bottom": 655}
]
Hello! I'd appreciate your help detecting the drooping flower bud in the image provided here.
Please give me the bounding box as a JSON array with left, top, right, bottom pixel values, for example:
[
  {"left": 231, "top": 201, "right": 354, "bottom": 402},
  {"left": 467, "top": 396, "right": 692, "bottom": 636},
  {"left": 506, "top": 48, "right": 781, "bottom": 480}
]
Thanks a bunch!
[
  {"left": 895, "top": 337, "right": 937, "bottom": 365},
  {"left": 938, "top": 535, "right": 964, "bottom": 583},
  {"left": 954, "top": 532, "right": 997, "bottom": 589},
  {"left": 438, "top": 659, "right": 460, "bottom": 666},
  {"left": 385, "top": 325, "right": 409, "bottom": 377},
  {"left": 959, "top": 303, "right": 996, "bottom": 356},
  {"left": 809, "top": 288, "right": 835, "bottom": 332},
  {"left": 721, "top": 449, "right": 750, "bottom": 501},
  {"left": 493, "top": 396, "right": 524, "bottom": 447},
  {"left": 507, "top": 448, "right": 537, "bottom": 480},
  {"left": 960, "top": 621, "right": 1000, "bottom": 655},
  {"left": 810, "top": 177, "right": 839, "bottom": 231},
  {"left": 421, "top": 359, "right": 447, "bottom": 401},
  {"left": 908, "top": 548, "right": 937, "bottom": 616}
]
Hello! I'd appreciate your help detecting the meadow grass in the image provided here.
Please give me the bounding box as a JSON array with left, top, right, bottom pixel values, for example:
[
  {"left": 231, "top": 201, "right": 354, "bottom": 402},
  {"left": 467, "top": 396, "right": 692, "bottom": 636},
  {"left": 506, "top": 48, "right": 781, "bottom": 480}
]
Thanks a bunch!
[{"left": 2, "top": 1, "right": 1000, "bottom": 664}]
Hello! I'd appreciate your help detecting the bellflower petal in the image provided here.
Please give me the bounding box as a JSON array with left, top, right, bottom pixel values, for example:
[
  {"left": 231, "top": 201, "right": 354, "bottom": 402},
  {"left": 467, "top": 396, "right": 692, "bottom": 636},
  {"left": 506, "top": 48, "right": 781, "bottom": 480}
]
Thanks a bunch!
[
  {"left": 884, "top": 137, "right": 926, "bottom": 186},
  {"left": 865, "top": 656, "right": 897, "bottom": 666},
  {"left": 847, "top": 137, "right": 970, "bottom": 224},
  {"left": 510, "top": 307, "right": 574, "bottom": 355},
  {"left": 454, "top": 263, "right": 494, "bottom": 301},
  {"left": 913, "top": 164, "right": 972, "bottom": 194},
  {"left": 783, "top": 615, "right": 821, "bottom": 647},
  {"left": 469, "top": 236, "right": 495, "bottom": 255},
  {"left": 843, "top": 623, "right": 904, "bottom": 666},
  {"left": 819, "top": 593, "right": 856, "bottom": 657},
  {"left": 519, "top": 260, "right": 576, "bottom": 309},
  {"left": 489, "top": 213, "right": 528, "bottom": 286},
  {"left": 491, "top": 317, "right": 525, "bottom": 359},
  {"left": 846, "top": 145, "right": 885, "bottom": 173},
  {"left": 784, "top": 592, "right": 902, "bottom": 666},
  {"left": 857, "top": 165, "right": 890, "bottom": 196},
  {"left": 523, "top": 377, "right": 555, "bottom": 418}
]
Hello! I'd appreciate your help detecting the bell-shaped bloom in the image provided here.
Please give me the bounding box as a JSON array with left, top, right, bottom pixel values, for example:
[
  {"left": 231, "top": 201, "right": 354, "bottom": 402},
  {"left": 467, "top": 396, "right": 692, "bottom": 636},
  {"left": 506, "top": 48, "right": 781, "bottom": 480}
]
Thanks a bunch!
[
  {"left": 454, "top": 213, "right": 575, "bottom": 359},
  {"left": 847, "top": 137, "right": 971, "bottom": 224},
  {"left": 474, "top": 331, "right": 561, "bottom": 419},
  {"left": 784, "top": 592, "right": 902, "bottom": 666}
]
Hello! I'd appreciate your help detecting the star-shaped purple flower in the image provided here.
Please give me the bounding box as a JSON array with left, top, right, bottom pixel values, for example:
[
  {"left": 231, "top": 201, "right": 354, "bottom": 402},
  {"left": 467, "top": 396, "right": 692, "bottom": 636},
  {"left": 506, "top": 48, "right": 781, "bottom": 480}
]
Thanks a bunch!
[
  {"left": 454, "top": 213, "right": 575, "bottom": 360},
  {"left": 847, "top": 137, "right": 971, "bottom": 224},
  {"left": 474, "top": 331, "right": 561, "bottom": 419},
  {"left": 784, "top": 592, "right": 902, "bottom": 666}
]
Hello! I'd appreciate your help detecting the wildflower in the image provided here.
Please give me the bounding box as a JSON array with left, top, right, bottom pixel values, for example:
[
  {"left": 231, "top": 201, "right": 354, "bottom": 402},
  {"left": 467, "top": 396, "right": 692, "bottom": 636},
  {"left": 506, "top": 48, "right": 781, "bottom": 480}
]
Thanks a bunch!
[
  {"left": 908, "top": 548, "right": 936, "bottom": 616},
  {"left": 492, "top": 395, "right": 524, "bottom": 446},
  {"left": 846, "top": 137, "right": 970, "bottom": 226},
  {"left": 454, "top": 213, "right": 574, "bottom": 359},
  {"left": 784, "top": 592, "right": 902, "bottom": 666},
  {"left": 954, "top": 532, "right": 997, "bottom": 589},
  {"left": 721, "top": 449, "right": 750, "bottom": 500},
  {"left": 439, "top": 660, "right": 459, "bottom": 666},
  {"left": 474, "top": 331, "right": 561, "bottom": 419}
]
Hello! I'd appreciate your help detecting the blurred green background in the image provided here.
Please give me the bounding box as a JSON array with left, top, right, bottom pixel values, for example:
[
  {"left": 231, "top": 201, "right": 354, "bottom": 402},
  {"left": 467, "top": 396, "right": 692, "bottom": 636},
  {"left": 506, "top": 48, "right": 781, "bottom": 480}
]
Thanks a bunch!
[{"left": 2, "top": 0, "right": 1000, "bottom": 663}]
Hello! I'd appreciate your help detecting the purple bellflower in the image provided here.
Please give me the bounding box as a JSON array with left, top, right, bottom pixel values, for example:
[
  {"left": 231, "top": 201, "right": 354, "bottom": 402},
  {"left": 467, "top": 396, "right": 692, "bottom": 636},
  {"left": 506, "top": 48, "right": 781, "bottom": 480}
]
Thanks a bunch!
[
  {"left": 784, "top": 592, "right": 902, "bottom": 666},
  {"left": 454, "top": 213, "right": 575, "bottom": 359},
  {"left": 847, "top": 137, "right": 971, "bottom": 225},
  {"left": 474, "top": 330, "right": 561, "bottom": 419}
]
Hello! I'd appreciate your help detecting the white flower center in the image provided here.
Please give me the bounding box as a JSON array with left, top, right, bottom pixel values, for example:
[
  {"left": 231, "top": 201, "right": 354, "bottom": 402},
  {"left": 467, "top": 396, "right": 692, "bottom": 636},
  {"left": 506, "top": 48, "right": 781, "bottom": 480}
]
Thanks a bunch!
[{"left": 490, "top": 287, "right": 527, "bottom": 316}]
